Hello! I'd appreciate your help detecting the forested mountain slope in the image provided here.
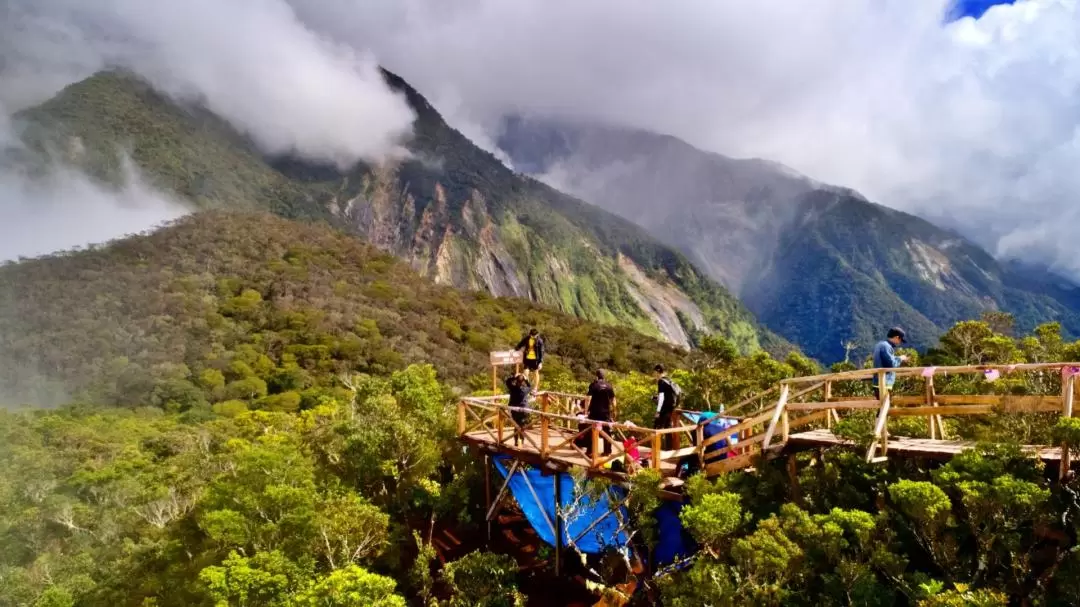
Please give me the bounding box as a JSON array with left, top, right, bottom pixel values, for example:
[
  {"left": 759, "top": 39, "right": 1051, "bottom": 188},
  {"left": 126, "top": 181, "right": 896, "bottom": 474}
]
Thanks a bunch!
[
  {"left": 0, "top": 211, "right": 687, "bottom": 407},
  {"left": 497, "top": 116, "right": 1080, "bottom": 362},
  {"left": 10, "top": 70, "right": 788, "bottom": 354}
]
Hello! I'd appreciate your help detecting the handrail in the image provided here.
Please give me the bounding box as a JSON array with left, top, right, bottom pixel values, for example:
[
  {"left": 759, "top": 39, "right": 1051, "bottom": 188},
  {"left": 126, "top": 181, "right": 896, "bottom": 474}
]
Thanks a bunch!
[
  {"left": 780, "top": 361, "right": 1080, "bottom": 387},
  {"left": 459, "top": 363, "right": 1080, "bottom": 480}
]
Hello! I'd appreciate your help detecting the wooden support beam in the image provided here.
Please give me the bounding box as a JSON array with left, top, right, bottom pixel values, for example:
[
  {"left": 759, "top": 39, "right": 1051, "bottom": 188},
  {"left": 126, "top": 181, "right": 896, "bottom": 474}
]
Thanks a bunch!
[
  {"left": 486, "top": 461, "right": 520, "bottom": 522},
  {"left": 787, "top": 453, "right": 802, "bottom": 505}
]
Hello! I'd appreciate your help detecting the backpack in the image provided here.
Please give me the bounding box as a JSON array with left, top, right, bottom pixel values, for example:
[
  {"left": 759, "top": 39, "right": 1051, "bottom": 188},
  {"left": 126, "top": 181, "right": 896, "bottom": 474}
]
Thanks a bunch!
[{"left": 663, "top": 377, "right": 683, "bottom": 403}]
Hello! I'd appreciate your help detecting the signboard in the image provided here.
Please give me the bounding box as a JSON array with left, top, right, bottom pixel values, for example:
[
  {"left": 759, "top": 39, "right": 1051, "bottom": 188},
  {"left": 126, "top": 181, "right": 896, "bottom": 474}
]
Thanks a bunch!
[{"left": 490, "top": 350, "right": 523, "bottom": 366}]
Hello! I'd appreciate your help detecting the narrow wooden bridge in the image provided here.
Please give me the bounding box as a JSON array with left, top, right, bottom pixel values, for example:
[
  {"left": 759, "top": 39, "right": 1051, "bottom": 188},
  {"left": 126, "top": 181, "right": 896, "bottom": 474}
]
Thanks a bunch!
[{"left": 458, "top": 362, "right": 1080, "bottom": 495}]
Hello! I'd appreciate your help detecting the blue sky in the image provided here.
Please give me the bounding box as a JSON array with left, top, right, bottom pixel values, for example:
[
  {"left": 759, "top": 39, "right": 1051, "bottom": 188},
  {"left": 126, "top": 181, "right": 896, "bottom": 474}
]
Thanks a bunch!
[{"left": 950, "top": 0, "right": 1017, "bottom": 20}]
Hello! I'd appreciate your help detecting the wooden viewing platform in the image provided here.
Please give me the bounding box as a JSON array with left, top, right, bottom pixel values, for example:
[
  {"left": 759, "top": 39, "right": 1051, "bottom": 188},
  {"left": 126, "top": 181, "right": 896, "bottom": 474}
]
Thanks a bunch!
[{"left": 458, "top": 362, "right": 1080, "bottom": 495}]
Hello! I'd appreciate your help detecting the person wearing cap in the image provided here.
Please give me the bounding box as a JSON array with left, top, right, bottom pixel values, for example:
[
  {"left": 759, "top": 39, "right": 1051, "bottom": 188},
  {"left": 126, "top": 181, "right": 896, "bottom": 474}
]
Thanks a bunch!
[{"left": 872, "top": 327, "right": 909, "bottom": 399}]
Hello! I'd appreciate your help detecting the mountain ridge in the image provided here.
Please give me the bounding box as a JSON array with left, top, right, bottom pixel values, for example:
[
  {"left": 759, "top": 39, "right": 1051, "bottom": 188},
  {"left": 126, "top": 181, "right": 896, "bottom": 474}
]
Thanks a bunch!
[
  {"left": 10, "top": 69, "right": 790, "bottom": 355},
  {"left": 496, "top": 115, "right": 1080, "bottom": 361}
]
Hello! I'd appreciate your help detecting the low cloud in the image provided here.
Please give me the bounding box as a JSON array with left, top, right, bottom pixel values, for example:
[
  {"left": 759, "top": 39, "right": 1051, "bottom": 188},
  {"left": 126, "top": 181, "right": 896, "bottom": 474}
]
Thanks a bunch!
[
  {"left": 0, "top": 163, "right": 190, "bottom": 263},
  {"left": 0, "top": 115, "right": 190, "bottom": 261},
  {"left": 286, "top": 0, "right": 1080, "bottom": 279},
  {"left": 1, "top": 0, "right": 415, "bottom": 168}
]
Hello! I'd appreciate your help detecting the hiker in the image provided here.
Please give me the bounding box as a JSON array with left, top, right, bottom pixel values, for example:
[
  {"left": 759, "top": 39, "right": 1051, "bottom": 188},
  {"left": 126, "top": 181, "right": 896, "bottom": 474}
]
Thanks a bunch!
[
  {"left": 514, "top": 328, "right": 544, "bottom": 388},
  {"left": 653, "top": 364, "right": 683, "bottom": 450},
  {"left": 504, "top": 372, "right": 532, "bottom": 446},
  {"left": 583, "top": 369, "right": 617, "bottom": 456},
  {"left": 872, "top": 327, "right": 909, "bottom": 400}
]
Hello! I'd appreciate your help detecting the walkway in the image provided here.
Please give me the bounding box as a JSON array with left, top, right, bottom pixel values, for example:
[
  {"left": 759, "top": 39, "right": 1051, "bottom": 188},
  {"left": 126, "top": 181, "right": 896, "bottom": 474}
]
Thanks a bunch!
[{"left": 457, "top": 362, "right": 1080, "bottom": 494}]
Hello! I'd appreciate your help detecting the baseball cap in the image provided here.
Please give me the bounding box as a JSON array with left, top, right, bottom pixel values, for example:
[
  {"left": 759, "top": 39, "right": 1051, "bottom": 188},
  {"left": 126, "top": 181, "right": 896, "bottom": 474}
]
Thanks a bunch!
[{"left": 887, "top": 327, "right": 907, "bottom": 343}]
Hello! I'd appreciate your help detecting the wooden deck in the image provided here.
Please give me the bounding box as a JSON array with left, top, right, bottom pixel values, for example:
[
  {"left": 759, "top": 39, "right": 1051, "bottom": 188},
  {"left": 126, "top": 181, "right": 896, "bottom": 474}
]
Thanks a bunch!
[
  {"left": 458, "top": 362, "right": 1080, "bottom": 495},
  {"left": 787, "top": 428, "right": 1065, "bottom": 462}
]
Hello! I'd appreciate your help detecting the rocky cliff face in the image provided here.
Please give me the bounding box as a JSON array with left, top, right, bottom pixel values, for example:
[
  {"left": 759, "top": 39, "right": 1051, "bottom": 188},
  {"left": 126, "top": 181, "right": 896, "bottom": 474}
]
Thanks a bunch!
[{"left": 13, "top": 70, "right": 786, "bottom": 354}]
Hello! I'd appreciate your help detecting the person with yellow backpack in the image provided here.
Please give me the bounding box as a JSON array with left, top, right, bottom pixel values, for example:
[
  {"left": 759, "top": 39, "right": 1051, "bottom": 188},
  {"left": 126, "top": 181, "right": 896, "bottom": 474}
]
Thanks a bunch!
[{"left": 514, "top": 328, "right": 544, "bottom": 388}]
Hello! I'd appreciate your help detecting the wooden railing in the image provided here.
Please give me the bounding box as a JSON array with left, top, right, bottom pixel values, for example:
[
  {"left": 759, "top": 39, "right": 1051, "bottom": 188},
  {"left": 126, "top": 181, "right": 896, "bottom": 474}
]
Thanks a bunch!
[
  {"left": 755, "top": 362, "right": 1080, "bottom": 477},
  {"left": 458, "top": 363, "right": 1080, "bottom": 481},
  {"left": 457, "top": 392, "right": 719, "bottom": 481}
]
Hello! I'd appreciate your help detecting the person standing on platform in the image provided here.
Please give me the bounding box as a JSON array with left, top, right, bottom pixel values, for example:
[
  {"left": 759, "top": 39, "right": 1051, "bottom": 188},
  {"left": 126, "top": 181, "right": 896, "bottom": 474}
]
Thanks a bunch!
[
  {"left": 653, "top": 364, "right": 683, "bottom": 450},
  {"left": 872, "top": 327, "right": 909, "bottom": 401},
  {"left": 583, "top": 369, "right": 617, "bottom": 456},
  {"left": 515, "top": 328, "right": 544, "bottom": 389},
  {"left": 505, "top": 372, "right": 532, "bottom": 446}
]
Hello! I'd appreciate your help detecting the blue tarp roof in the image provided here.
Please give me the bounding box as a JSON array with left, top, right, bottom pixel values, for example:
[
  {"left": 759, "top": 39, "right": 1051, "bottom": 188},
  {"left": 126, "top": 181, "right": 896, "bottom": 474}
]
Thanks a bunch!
[{"left": 492, "top": 455, "right": 630, "bottom": 554}]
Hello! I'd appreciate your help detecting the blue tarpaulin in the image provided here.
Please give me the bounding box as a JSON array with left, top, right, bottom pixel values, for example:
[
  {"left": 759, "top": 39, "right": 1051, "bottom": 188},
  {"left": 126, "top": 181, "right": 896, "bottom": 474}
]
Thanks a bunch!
[
  {"left": 654, "top": 500, "right": 697, "bottom": 568},
  {"left": 490, "top": 412, "right": 736, "bottom": 566},
  {"left": 684, "top": 411, "right": 740, "bottom": 458},
  {"left": 491, "top": 455, "right": 631, "bottom": 554}
]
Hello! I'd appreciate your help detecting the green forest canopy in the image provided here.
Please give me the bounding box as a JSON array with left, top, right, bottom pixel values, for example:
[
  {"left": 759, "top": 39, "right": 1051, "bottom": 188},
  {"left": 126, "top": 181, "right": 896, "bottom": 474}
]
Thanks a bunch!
[{"left": 4, "top": 212, "right": 1080, "bottom": 605}]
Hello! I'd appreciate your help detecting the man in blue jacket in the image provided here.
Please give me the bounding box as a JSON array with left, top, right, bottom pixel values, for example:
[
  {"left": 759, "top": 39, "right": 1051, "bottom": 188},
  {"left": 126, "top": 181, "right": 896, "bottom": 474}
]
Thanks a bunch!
[{"left": 872, "top": 327, "right": 909, "bottom": 400}]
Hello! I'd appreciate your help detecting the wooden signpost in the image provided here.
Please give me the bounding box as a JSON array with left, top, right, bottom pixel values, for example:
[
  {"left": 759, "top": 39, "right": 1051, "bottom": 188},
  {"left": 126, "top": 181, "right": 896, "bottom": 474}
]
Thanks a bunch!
[{"left": 490, "top": 350, "right": 524, "bottom": 394}]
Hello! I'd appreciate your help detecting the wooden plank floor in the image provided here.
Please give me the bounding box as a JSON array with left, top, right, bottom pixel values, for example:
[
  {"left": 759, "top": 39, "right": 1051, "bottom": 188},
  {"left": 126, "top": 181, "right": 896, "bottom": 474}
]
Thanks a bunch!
[{"left": 788, "top": 428, "right": 1064, "bottom": 462}]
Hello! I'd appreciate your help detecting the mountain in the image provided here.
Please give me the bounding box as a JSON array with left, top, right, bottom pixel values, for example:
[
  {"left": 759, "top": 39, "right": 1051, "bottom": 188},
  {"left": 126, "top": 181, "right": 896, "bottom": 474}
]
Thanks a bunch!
[
  {"left": 0, "top": 211, "right": 690, "bottom": 407},
  {"left": 496, "top": 116, "right": 1080, "bottom": 362},
  {"left": 9, "top": 70, "right": 789, "bottom": 355}
]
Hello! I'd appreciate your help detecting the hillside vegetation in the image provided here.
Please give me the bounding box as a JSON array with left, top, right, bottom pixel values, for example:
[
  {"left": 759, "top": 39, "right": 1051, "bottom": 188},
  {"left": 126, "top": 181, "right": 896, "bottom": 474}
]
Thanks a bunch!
[
  {"left": 4, "top": 249, "right": 1080, "bottom": 606},
  {"left": 12, "top": 70, "right": 787, "bottom": 354},
  {"left": 0, "top": 211, "right": 687, "bottom": 408},
  {"left": 0, "top": 211, "right": 814, "bottom": 607}
]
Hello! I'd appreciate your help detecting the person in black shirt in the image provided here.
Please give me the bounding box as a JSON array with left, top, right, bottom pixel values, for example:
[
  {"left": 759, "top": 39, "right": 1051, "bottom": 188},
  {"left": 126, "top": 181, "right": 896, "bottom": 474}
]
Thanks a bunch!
[
  {"left": 505, "top": 373, "right": 532, "bottom": 446},
  {"left": 653, "top": 364, "right": 681, "bottom": 450},
  {"left": 583, "top": 369, "right": 617, "bottom": 456}
]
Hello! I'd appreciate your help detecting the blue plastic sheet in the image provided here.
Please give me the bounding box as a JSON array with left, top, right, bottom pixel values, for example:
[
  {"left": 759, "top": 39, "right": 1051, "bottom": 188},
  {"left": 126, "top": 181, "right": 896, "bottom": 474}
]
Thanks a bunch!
[
  {"left": 654, "top": 500, "right": 697, "bottom": 568},
  {"left": 492, "top": 455, "right": 630, "bottom": 554},
  {"left": 685, "top": 411, "right": 740, "bottom": 458}
]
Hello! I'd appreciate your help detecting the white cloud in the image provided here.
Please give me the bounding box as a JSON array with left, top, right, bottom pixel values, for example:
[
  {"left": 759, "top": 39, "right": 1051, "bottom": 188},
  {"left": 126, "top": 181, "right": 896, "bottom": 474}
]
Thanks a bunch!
[
  {"left": 5, "top": 0, "right": 1080, "bottom": 277},
  {"left": 0, "top": 153, "right": 191, "bottom": 262},
  {"left": 0, "top": 0, "right": 415, "bottom": 168},
  {"left": 285, "top": 0, "right": 1080, "bottom": 278}
]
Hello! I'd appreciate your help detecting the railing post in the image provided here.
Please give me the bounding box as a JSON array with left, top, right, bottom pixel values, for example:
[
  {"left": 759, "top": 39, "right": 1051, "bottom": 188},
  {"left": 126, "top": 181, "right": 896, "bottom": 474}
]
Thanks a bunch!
[
  {"left": 762, "top": 384, "right": 791, "bottom": 452},
  {"left": 925, "top": 375, "right": 938, "bottom": 439},
  {"left": 651, "top": 432, "right": 662, "bottom": 471},
  {"left": 496, "top": 407, "right": 504, "bottom": 444},
  {"left": 1061, "top": 373, "right": 1075, "bottom": 480},
  {"left": 591, "top": 423, "right": 600, "bottom": 468},
  {"left": 540, "top": 394, "right": 550, "bottom": 457},
  {"left": 866, "top": 372, "right": 891, "bottom": 463},
  {"left": 540, "top": 416, "right": 550, "bottom": 458},
  {"left": 457, "top": 400, "right": 466, "bottom": 435},
  {"left": 696, "top": 424, "right": 705, "bottom": 469},
  {"left": 824, "top": 380, "right": 834, "bottom": 429}
]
